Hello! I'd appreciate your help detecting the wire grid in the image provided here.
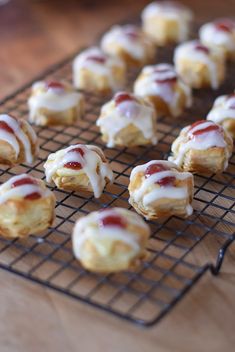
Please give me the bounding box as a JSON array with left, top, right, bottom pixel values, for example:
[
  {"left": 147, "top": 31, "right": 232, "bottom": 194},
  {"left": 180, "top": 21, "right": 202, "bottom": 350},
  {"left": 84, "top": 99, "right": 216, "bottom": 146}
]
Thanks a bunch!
[{"left": 0, "top": 41, "right": 234, "bottom": 328}]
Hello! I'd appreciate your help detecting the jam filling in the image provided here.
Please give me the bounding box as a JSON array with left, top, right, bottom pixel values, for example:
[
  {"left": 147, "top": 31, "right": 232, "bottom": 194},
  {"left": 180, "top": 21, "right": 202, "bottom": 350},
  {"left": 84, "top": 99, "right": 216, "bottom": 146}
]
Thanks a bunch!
[
  {"left": 145, "top": 163, "right": 176, "bottom": 187},
  {"left": 99, "top": 214, "right": 127, "bottom": 228},
  {"left": 11, "top": 177, "right": 41, "bottom": 200},
  {"left": 194, "top": 43, "right": 210, "bottom": 55},
  {"left": 215, "top": 19, "right": 235, "bottom": 33},
  {"left": 114, "top": 92, "right": 136, "bottom": 106},
  {"left": 188, "top": 120, "right": 220, "bottom": 137},
  {"left": 0, "top": 121, "right": 14, "bottom": 134},
  {"left": 46, "top": 81, "right": 64, "bottom": 91},
  {"left": 86, "top": 55, "right": 106, "bottom": 64},
  {"left": 64, "top": 147, "right": 85, "bottom": 170},
  {"left": 154, "top": 67, "right": 177, "bottom": 84}
]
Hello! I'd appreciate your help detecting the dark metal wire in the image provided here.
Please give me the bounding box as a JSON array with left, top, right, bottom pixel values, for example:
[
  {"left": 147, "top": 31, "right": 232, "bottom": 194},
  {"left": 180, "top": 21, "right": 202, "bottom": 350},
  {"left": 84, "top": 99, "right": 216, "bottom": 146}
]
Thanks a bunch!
[{"left": 0, "top": 29, "right": 234, "bottom": 327}]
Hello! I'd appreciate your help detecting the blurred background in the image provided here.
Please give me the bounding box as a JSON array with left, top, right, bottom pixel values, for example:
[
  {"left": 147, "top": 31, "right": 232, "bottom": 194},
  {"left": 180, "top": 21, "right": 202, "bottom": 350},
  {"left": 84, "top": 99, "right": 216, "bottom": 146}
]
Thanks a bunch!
[{"left": 0, "top": 0, "right": 234, "bottom": 98}]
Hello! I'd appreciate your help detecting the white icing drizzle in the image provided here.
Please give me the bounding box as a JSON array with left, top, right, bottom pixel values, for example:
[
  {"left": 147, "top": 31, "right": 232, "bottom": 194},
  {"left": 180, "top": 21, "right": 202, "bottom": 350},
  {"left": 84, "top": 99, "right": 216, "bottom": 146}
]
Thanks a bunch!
[
  {"left": 0, "top": 174, "right": 49, "bottom": 204},
  {"left": 96, "top": 93, "right": 158, "bottom": 147},
  {"left": 72, "top": 208, "right": 149, "bottom": 259},
  {"left": 0, "top": 114, "right": 37, "bottom": 164},
  {"left": 72, "top": 47, "right": 125, "bottom": 91},
  {"left": 199, "top": 20, "right": 235, "bottom": 53},
  {"left": 130, "top": 160, "right": 193, "bottom": 214},
  {"left": 28, "top": 81, "right": 82, "bottom": 120},
  {"left": 168, "top": 121, "right": 228, "bottom": 167},
  {"left": 141, "top": 1, "right": 193, "bottom": 42},
  {"left": 44, "top": 144, "right": 113, "bottom": 198},
  {"left": 207, "top": 94, "right": 235, "bottom": 123},
  {"left": 174, "top": 40, "right": 222, "bottom": 89},
  {"left": 134, "top": 64, "right": 192, "bottom": 116},
  {"left": 101, "top": 25, "right": 153, "bottom": 61}
]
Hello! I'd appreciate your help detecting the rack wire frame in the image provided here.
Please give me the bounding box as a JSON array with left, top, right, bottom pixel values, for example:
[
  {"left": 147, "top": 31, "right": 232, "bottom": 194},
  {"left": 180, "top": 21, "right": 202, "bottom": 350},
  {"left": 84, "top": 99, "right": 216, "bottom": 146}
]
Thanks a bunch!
[{"left": 0, "top": 29, "right": 234, "bottom": 328}]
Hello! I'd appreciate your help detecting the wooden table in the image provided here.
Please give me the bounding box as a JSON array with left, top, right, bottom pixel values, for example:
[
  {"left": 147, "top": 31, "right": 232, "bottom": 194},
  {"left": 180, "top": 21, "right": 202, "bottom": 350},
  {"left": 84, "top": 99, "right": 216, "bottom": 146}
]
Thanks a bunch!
[{"left": 0, "top": 1, "right": 235, "bottom": 351}]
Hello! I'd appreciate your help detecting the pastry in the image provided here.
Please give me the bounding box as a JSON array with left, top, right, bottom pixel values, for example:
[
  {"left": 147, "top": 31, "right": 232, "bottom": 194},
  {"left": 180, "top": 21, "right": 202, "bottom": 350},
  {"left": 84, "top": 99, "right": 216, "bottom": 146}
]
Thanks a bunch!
[
  {"left": 199, "top": 18, "right": 235, "bottom": 61},
  {"left": 0, "top": 113, "right": 38, "bottom": 166},
  {"left": 72, "top": 207, "right": 151, "bottom": 273},
  {"left": 0, "top": 174, "right": 55, "bottom": 238},
  {"left": 96, "top": 91, "right": 158, "bottom": 147},
  {"left": 128, "top": 160, "right": 193, "bottom": 220},
  {"left": 100, "top": 24, "right": 156, "bottom": 67},
  {"left": 134, "top": 63, "right": 192, "bottom": 117},
  {"left": 44, "top": 144, "right": 113, "bottom": 198},
  {"left": 28, "top": 80, "right": 84, "bottom": 126},
  {"left": 207, "top": 92, "right": 235, "bottom": 138},
  {"left": 174, "top": 40, "right": 225, "bottom": 89},
  {"left": 72, "top": 47, "right": 126, "bottom": 94},
  {"left": 141, "top": 1, "right": 193, "bottom": 45},
  {"left": 168, "top": 120, "right": 233, "bottom": 174}
]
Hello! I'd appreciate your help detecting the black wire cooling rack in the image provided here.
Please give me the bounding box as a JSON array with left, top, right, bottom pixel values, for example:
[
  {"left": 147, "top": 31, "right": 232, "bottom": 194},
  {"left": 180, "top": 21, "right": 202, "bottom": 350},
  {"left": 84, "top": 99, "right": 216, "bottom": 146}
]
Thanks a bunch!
[{"left": 0, "top": 26, "right": 234, "bottom": 327}]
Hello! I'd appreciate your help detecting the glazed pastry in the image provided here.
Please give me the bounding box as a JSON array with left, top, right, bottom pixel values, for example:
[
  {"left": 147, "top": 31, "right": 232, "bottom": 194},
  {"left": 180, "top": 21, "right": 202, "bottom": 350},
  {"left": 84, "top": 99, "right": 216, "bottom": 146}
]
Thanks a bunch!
[
  {"left": 174, "top": 40, "right": 225, "bottom": 89},
  {"left": 134, "top": 64, "right": 192, "bottom": 117},
  {"left": 0, "top": 114, "right": 38, "bottom": 166},
  {"left": 100, "top": 24, "right": 156, "bottom": 67},
  {"left": 128, "top": 160, "right": 193, "bottom": 220},
  {"left": 141, "top": 1, "right": 193, "bottom": 45},
  {"left": 96, "top": 91, "right": 158, "bottom": 147},
  {"left": 72, "top": 47, "right": 126, "bottom": 94},
  {"left": 28, "top": 80, "right": 84, "bottom": 126},
  {"left": 72, "top": 207, "right": 151, "bottom": 273},
  {"left": 44, "top": 144, "right": 113, "bottom": 198},
  {"left": 168, "top": 120, "right": 233, "bottom": 174},
  {"left": 199, "top": 18, "right": 235, "bottom": 61},
  {"left": 0, "top": 174, "right": 55, "bottom": 238},
  {"left": 207, "top": 93, "right": 235, "bottom": 138}
]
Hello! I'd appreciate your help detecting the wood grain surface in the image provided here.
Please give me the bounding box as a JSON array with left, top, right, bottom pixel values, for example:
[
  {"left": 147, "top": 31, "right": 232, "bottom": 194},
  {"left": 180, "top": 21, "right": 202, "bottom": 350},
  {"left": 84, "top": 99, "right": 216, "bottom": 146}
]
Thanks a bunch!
[{"left": 0, "top": 1, "right": 235, "bottom": 351}]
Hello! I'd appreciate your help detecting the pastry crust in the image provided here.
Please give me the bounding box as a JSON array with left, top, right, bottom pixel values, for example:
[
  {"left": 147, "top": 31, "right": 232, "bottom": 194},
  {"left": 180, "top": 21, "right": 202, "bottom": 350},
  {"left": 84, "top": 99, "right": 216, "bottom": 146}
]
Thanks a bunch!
[
  {"left": 44, "top": 144, "right": 113, "bottom": 198},
  {"left": 207, "top": 93, "right": 235, "bottom": 138},
  {"left": 72, "top": 207, "right": 151, "bottom": 273},
  {"left": 128, "top": 160, "right": 194, "bottom": 220},
  {"left": 28, "top": 80, "right": 84, "bottom": 126},
  {"left": 168, "top": 120, "right": 233, "bottom": 174},
  {"left": 101, "top": 25, "right": 156, "bottom": 67},
  {"left": 141, "top": 1, "right": 193, "bottom": 45},
  {"left": 199, "top": 19, "right": 235, "bottom": 61},
  {"left": 174, "top": 40, "right": 225, "bottom": 89},
  {"left": 134, "top": 64, "right": 192, "bottom": 117},
  {"left": 0, "top": 174, "right": 55, "bottom": 239},
  {"left": 0, "top": 114, "right": 38, "bottom": 166},
  {"left": 97, "top": 91, "right": 158, "bottom": 147},
  {"left": 72, "top": 47, "right": 126, "bottom": 94}
]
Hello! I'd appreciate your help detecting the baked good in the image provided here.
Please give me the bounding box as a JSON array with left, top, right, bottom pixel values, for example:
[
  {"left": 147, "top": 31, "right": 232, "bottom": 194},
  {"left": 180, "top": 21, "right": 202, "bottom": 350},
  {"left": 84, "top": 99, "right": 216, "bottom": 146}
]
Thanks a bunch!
[
  {"left": 0, "top": 174, "right": 55, "bottom": 238},
  {"left": 128, "top": 160, "right": 193, "bottom": 220},
  {"left": 44, "top": 144, "right": 113, "bottom": 198},
  {"left": 141, "top": 1, "right": 193, "bottom": 45},
  {"left": 72, "top": 47, "right": 126, "bottom": 94},
  {"left": 100, "top": 24, "right": 156, "bottom": 67},
  {"left": 207, "top": 93, "right": 235, "bottom": 138},
  {"left": 199, "top": 18, "right": 235, "bottom": 61},
  {"left": 0, "top": 113, "right": 38, "bottom": 166},
  {"left": 96, "top": 91, "right": 158, "bottom": 147},
  {"left": 28, "top": 80, "right": 84, "bottom": 126},
  {"left": 168, "top": 120, "right": 233, "bottom": 174},
  {"left": 72, "top": 207, "right": 151, "bottom": 273},
  {"left": 134, "top": 63, "right": 192, "bottom": 117},
  {"left": 174, "top": 40, "right": 225, "bottom": 89}
]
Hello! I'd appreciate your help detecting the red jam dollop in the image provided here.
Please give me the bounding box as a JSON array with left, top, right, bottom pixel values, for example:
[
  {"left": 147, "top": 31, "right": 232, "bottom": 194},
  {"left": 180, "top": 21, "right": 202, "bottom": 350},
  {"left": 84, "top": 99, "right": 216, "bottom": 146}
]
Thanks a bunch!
[
  {"left": 145, "top": 163, "right": 176, "bottom": 187},
  {"left": 194, "top": 43, "right": 210, "bottom": 55},
  {"left": 0, "top": 121, "right": 14, "bottom": 134},
  {"left": 114, "top": 92, "right": 136, "bottom": 106},
  {"left": 11, "top": 177, "right": 41, "bottom": 200},
  {"left": 64, "top": 147, "right": 85, "bottom": 170},
  {"left": 188, "top": 120, "right": 220, "bottom": 137},
  {"left": 86, "top": 55, "right": 106, "bottom": 64},
  {"left": 215, "top": 19, "right": 235, "bottom": 33},
  {"left": 46, "top": 81, "right": 64, "bottom": 91},
  {"left": 154, "top": 67, "right": 177, "bottom": 84},
  {"left": 99, "top": 214, "right": 127, "bottom": 228}
]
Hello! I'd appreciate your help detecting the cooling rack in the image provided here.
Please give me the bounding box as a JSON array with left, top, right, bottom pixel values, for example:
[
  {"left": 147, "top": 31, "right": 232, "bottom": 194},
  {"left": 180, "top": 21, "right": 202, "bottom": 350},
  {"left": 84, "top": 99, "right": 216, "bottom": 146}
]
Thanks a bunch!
[{"left": 0, "top": 25, "right": 234, "bottom": 328}]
